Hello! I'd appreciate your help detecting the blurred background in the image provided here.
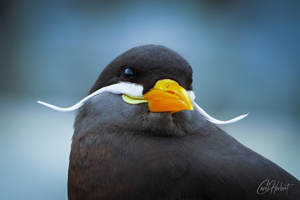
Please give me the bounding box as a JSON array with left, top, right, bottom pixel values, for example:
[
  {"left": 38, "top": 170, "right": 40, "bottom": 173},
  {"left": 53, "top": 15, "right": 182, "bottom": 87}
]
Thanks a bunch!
[{"left": 0, "top": 0, "right": 299, "bottom": 199}]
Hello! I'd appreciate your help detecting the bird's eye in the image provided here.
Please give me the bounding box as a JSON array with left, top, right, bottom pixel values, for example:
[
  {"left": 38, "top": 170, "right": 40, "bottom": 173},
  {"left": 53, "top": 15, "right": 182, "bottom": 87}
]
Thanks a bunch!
[
  {"left": 124, "top": 68, "right": 134, "bottom": 76},
  {"left": 122, "top": 68, "right": 135, "bottom": 80}
]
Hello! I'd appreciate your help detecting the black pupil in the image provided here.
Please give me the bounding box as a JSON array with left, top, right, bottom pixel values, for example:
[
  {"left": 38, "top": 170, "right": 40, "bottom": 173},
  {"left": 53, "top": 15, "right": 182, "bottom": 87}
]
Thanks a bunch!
[{"left": 124, "top": 68, "right": 134, "bottom": 76}]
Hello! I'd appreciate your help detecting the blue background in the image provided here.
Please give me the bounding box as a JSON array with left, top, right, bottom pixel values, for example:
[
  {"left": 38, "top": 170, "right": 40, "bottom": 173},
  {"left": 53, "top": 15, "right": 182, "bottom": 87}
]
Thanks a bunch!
[{"left": 0, "top": 1, "right": 299, "bottom": 199}]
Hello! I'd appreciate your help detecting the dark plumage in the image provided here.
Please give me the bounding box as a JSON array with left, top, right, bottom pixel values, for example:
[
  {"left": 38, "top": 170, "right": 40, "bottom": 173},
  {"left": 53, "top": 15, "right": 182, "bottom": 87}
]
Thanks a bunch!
[
  {"left": 68, "top": 45, "right": 300, "bottom": 200},
  {"left": 88, "top": 45, "right": 193, "bottom": 95}
]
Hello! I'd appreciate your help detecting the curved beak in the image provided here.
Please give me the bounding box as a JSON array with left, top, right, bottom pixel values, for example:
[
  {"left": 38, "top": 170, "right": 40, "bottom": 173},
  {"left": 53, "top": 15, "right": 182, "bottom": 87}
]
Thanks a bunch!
[{"left": 122, "top": 79, "right": 194, "bottom": 113}]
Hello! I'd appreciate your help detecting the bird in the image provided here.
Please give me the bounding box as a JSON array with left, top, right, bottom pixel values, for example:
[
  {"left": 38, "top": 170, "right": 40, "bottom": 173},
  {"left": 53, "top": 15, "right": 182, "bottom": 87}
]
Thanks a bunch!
[{"left": 38, "top": 45, "right": 300, "bottom": 200}]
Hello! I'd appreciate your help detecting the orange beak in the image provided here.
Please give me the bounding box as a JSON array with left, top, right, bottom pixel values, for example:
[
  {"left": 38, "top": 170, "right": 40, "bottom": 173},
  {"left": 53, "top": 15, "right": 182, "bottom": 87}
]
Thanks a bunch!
[{"left": 122, "top": 79, "right": 194, "bottom": 113}]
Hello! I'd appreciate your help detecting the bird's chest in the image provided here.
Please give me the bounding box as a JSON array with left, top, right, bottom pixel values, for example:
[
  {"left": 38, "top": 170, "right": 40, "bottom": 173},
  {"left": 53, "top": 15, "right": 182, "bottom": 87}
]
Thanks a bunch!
[{"left": 68, "top": 130, "right": 191, "bottom": 199}]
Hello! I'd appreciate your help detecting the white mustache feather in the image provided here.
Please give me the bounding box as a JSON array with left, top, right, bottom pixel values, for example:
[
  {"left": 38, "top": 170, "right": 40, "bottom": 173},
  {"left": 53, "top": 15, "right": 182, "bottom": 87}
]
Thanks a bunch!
[
  {"left": 37, "top": 82, "right": 247, "bottom": 124},
  {"left": 37, "top": 82, "right": 143, "bottom": 112},
  {"left": 187, "top": 91, "right": 248, "bottom": 124}
]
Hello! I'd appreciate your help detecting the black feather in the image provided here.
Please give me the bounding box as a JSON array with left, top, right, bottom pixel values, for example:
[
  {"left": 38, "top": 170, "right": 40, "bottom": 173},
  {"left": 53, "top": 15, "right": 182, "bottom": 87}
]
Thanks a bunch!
[{"left": 68, "top": 45, "right": 300, "bottom": 200}]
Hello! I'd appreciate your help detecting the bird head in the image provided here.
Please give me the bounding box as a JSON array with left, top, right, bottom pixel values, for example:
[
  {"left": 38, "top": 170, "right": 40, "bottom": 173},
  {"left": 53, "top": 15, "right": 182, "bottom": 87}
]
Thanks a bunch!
[
  {"left": 88, "top": 45, "right": 194, "bottom": 114},
  {"left": 37, "top": 45, "right": 247, "bottom": 128}
]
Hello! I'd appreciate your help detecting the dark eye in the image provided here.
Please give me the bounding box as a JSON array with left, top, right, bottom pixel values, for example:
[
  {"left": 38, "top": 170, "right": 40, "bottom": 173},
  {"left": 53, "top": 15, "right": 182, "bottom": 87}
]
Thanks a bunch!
[
  {"left": 124, "top": 68, "right": 134, "bottom": 75},
  {"left": 122, "top": 68, "right": 135, "bottom": 80}
]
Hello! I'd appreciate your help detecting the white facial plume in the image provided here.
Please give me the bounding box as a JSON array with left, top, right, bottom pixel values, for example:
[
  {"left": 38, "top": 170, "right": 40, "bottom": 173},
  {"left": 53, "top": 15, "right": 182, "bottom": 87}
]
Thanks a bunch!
[{"left": 37, "top": 82, "right": 248, "bottom": 125}]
